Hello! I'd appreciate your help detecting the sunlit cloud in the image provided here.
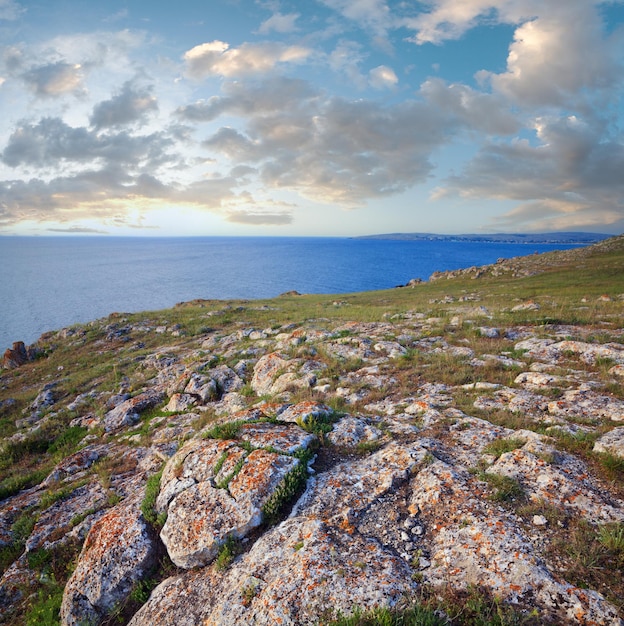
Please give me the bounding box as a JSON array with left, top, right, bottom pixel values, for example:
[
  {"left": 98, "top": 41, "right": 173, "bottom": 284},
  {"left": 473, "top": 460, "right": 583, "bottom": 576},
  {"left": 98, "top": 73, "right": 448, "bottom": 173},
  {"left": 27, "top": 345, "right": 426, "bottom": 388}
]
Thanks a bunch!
[{"left": 183, "top": 40, "right": 312, "bottom": 79}]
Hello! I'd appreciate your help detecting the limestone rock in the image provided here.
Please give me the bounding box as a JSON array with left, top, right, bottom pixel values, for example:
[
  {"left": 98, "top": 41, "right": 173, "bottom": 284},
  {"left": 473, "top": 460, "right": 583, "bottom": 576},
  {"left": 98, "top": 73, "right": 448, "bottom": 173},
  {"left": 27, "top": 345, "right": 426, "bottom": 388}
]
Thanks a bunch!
[
  {"left": 60, "top": 496, "right": 157, "bottom": 626},
  {"left": 327, "top": 416, "right": 382, "bottom": 448},
  {"left": 157, "top": 433, "right": 308, "bottom": 569},
  {"left": 164, "top": 393, "right": 197, "bottom": 413},
  {"left": 102, "top": 388, "right": 166, "bottom": 432},
  {"left": 594, "top": 427, "right": 624, "bottom": 459}
]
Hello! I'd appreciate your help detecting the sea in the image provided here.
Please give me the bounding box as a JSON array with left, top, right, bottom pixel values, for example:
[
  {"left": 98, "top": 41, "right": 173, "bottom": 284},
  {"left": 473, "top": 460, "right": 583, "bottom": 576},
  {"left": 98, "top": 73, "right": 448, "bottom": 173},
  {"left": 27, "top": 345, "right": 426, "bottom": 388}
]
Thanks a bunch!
[{"left": 0, "top": 236, "right": 584, "bottom": 351}]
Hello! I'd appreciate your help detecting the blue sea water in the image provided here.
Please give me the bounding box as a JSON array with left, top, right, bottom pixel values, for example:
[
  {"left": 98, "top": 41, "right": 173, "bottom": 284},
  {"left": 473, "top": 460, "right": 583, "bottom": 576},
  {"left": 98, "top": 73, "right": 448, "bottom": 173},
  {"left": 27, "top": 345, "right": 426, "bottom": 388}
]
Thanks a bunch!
[{"left": 0, "top": 236, "right": 582, "bottom": 351}]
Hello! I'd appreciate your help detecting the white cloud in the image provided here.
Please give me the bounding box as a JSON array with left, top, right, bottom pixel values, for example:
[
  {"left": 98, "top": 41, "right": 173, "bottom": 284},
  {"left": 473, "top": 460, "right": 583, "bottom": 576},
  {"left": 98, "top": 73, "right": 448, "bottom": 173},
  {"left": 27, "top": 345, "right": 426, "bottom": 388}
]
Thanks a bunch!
[
  {"left": 328, "top": 40, "right": 368, "bottom": 89},
  {"left": 486, "top": 3, "right": 620, "bottom": 107},
  {"left": 368, "top": 65, "right": 398, "bottom": 89},
  {"left": 320, "top": 0, "right": 394, "bottom": 46},
  {"left": 195, "top": 79, "right": 461, "bottom": 205},
  {"left": 183, "top": 40, "right": 311, "bottom": 79},
  {"left": 257, "top": 12, "right": 299, "bottom": 34}
]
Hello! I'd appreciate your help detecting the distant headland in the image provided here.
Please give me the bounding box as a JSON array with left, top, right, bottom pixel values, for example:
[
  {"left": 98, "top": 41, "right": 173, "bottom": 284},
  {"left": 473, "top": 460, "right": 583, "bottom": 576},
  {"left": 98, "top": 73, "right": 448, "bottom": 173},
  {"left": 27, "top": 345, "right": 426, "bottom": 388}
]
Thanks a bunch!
[{"left": 354, "top": 231, "right": 611, "bottom": 244}]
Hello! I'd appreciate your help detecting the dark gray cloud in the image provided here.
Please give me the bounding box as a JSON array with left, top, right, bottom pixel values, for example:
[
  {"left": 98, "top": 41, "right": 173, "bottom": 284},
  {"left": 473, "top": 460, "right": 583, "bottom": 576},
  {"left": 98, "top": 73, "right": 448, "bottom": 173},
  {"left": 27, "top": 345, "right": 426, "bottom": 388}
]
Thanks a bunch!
[{"left": 90, "top": 81, "right": 158, "bottom": 129}]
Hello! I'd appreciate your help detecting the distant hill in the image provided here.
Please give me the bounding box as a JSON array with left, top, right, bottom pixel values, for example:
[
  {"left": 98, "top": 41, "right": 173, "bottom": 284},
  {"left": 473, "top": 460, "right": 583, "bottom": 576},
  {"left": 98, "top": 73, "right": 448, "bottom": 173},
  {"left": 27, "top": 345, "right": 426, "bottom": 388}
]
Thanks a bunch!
[{"left": 354, "top": 231, "right": 612, "bottom": 244}]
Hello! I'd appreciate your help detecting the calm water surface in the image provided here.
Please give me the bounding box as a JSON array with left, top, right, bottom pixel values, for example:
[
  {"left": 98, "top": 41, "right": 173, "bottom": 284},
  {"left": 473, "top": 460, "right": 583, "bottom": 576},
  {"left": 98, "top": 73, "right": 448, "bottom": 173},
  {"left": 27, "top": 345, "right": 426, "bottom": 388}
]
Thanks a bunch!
[{"left": 0, "top": 237, "right": 581, "bottom": 350}]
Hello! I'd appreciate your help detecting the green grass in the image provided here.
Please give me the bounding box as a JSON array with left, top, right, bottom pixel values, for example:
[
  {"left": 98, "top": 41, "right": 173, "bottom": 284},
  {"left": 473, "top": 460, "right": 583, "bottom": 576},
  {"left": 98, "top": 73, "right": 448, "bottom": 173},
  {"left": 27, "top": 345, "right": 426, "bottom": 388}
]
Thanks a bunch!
[
  {"left": 482, "top": 437, "right": 527, "bottom": 459},
  {"left": 141, "top": 467, "right": 167, "bottom": 530}
]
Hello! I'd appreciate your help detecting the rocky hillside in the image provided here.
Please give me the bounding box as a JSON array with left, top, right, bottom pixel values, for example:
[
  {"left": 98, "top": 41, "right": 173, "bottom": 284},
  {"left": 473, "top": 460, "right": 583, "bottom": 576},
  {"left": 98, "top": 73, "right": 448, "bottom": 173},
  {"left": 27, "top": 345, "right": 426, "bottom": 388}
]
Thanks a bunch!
[{"left": 1, "top": 236, "right": 624, "bottom": 625}]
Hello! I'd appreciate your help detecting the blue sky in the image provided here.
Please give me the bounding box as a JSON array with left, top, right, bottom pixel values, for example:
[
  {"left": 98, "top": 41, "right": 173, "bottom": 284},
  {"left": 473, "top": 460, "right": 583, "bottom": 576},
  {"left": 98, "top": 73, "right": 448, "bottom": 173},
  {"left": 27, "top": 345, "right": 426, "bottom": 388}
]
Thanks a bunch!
[{"left": 0, "top": 0, "right": 623, "bottom": 236}]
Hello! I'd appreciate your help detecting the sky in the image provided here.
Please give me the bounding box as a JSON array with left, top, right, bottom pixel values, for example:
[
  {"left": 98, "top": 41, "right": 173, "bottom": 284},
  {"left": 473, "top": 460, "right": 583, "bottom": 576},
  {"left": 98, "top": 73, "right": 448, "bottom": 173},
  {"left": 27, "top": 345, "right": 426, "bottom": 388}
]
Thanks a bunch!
[{"left": 0, "top": 0, "right": 623, "bottom": 237}]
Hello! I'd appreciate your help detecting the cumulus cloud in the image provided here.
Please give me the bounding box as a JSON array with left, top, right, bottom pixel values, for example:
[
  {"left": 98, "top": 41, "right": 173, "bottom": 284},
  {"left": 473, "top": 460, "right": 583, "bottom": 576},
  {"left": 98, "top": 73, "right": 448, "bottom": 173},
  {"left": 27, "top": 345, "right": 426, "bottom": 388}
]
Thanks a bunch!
[
  {"left": 442, "top": 114, "right": 624, "bottom": 231},
  {"left": 90, "top": 81, "right": 158, "bottom": 129},
  {"left": 183, "top": 40, "right": 311, "bottom": 79},
  {"left": 177, "top": 77, "right": 316, "bottom": 122},
  {"left": 1, "top": 117, "right": 173, "bottom": 168},
  {"left": 21, "top": 61, "right": 84, "bottom": 97},
  {"left": 257, "top": 12, "right": 299, "bottom": 34},
  {"left": 485, "top": 3, "right": 620, "bottom": 107}
]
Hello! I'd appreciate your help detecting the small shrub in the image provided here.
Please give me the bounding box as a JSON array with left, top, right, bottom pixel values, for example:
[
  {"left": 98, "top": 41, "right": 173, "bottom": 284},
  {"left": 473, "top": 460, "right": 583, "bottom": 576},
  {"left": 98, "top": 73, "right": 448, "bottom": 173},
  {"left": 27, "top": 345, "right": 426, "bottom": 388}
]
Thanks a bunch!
[
  {"left": 262, "top": 461, "right": 309, "bottom": 526},
  {"left": 214, "top": 534, "right": 241, "bottom": 571},
  {"left": 204, "top": 421, "right": 242, "bottom": 440}
]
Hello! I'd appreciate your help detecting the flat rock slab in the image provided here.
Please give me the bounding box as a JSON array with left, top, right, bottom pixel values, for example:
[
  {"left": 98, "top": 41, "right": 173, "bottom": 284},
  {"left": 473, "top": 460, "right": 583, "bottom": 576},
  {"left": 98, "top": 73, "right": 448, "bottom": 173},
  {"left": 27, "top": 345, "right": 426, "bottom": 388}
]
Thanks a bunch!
[
  {"left": 548, "top": 389, "right": 624, "bottom": 422},
  {"left": 327, "top": 416, "right": 382, "bottom": 448},
  {"left": 102, "top": 388, "right": 166, "bottom": 432},
  {"left": 60, "top": 496, "right": 157, "bottom": 626},
  {"left": 278, "top": 401, "right": 333, "bottom": 425},
  {"left": 129, "top": 517, "right": 416, "bottom": 626}
]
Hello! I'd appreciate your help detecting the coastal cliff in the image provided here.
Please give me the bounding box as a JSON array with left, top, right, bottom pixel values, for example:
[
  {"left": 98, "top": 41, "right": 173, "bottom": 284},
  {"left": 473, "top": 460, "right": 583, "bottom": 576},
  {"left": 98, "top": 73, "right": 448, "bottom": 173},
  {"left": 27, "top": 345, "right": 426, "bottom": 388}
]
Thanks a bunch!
[{"left": 1, "top": 236, "right": 624, "bottom": 625}]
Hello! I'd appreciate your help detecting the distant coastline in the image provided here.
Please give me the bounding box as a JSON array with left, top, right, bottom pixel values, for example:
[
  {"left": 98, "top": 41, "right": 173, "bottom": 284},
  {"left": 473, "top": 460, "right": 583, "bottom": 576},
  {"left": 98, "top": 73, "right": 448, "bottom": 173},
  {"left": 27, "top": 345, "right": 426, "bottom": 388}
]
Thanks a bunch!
[{"left": 354, "top": 231, "right": 611, "bottom": 244}]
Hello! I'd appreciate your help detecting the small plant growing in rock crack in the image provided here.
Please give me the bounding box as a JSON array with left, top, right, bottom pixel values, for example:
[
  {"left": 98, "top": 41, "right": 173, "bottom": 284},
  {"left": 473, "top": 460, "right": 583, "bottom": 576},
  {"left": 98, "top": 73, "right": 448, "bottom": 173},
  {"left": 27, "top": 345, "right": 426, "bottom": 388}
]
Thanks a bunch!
[
  {"left": 141, "top": 467, "right": 167, "bottom": 530},
  {"left": 240, "top": 581, "right": 259, "bottom": 606},
  {"left": 215, "top": 457, "right": 246, "bottom": 489},
  {"left": 261, "top": 452, "right": 311, "bottom": 526},
  {"left": 215, "top": 534, "right": 242, "bottom": 571},
  {"left": 204, "top": 420, "right": 243, "bottom": 440}
]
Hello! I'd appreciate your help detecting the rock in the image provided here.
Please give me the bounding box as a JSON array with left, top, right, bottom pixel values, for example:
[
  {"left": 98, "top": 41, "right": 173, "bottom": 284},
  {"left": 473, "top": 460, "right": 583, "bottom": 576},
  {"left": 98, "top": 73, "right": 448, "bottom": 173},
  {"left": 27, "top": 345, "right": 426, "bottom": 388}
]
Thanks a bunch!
[
  {"left": 251, "top": 352, "right": 297, "bottom": 395},
  {"left": 514, "top": 371, "right": 565, "bottom": 390},
  {"left": 2, "top": 341, "right": 30, "bottom": 369},
  {"left": 102, "top": 388, "right": 166, "bottom": 432},
  {"left": 548, "top": 389, "right": 624, "bottom": 422},
  {"left": 278, "top": 401, "right": 333, "bottom": 426},
  {"left": 532, "top": 514, "right": 548, "bottom": 526},
  {"left": 157, "top": 434, "right": 311, "bottom": 569},
  {"left": 327, "top": 416, "right": 382, "bottom": 448},
  {"left": 60, "top": 496, "right": 158, "bottom": 625},
  {"left": 184, "top": 374, "right": 218, "bottom": 403},
  {"left": 409, "top": 460, "right": 622, "bottom": 624},
  {"left": 511, "top": 300, "right": 540, "bottom": 311},
  {"left": 593, "top": 427, "right": 624, "bottom": 459},
  {"left": 164, "top": 393, "right": 197, "bottom": 413}
]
